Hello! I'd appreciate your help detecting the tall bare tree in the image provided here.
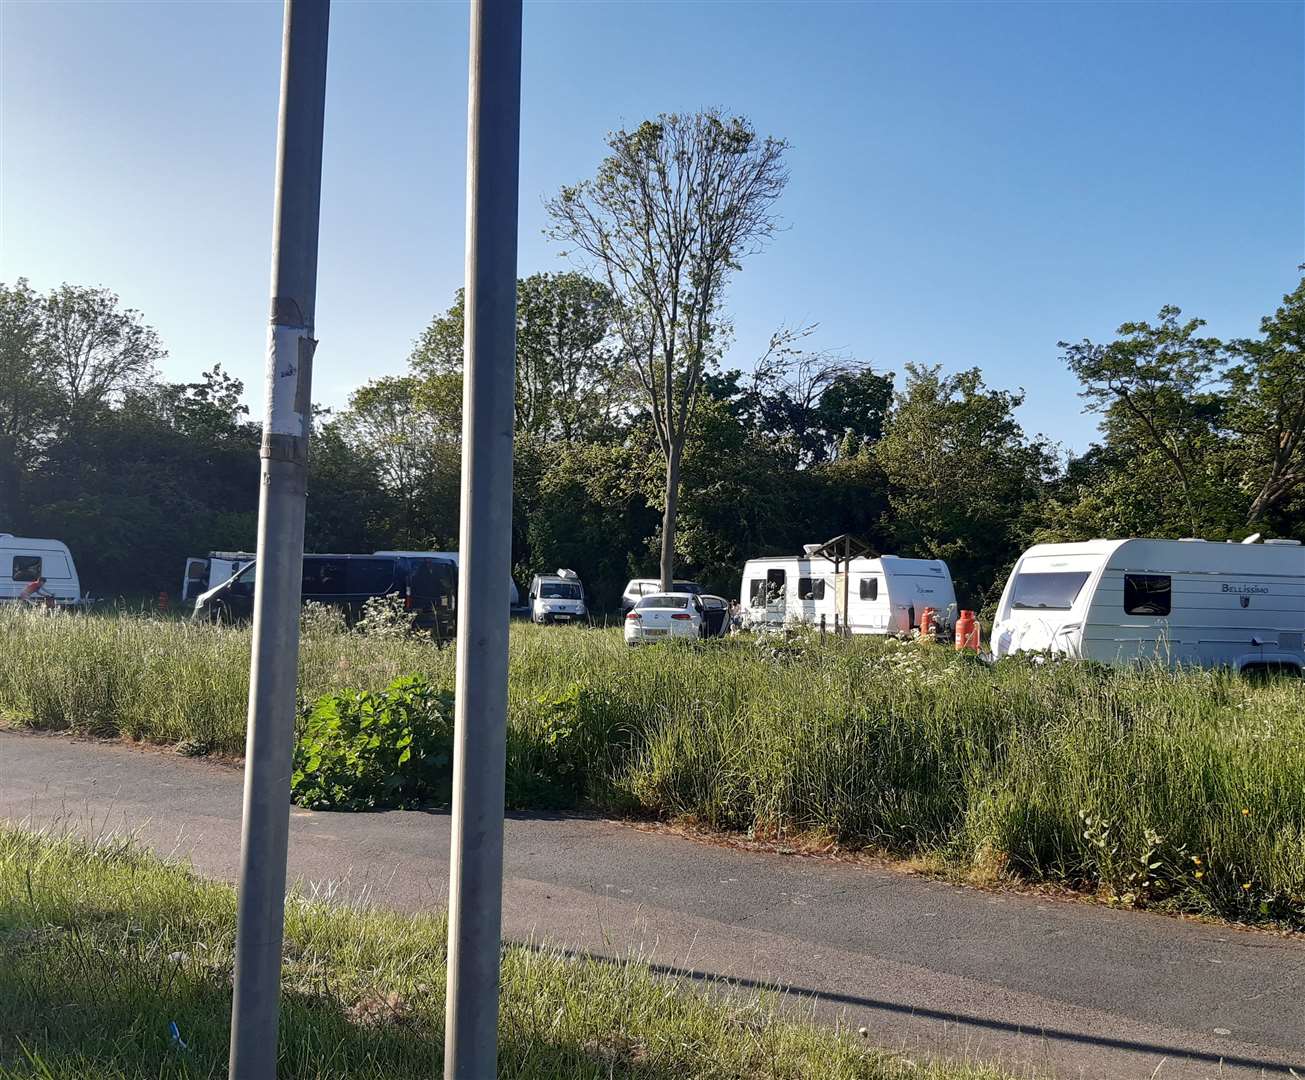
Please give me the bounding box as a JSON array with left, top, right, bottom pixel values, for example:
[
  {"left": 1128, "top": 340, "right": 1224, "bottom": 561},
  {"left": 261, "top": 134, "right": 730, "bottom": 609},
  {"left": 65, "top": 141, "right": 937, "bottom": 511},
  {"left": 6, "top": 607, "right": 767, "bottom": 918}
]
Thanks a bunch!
[{"left": 547, "top": 110, "right": 788, "bottom": 589}]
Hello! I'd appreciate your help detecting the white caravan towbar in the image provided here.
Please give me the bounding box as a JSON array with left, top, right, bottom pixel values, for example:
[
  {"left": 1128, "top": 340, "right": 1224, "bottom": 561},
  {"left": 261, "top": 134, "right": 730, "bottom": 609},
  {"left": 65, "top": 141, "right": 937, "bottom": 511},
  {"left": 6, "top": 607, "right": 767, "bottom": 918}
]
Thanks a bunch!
[{"left": 991, "top": 537, "right": 1305, "bottom": 672}]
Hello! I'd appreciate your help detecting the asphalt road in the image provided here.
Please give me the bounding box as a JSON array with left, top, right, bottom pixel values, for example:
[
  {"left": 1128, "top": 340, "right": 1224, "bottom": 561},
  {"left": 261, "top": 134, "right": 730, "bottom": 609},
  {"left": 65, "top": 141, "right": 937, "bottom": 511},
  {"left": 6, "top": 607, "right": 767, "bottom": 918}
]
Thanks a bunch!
[{"left": 2, "top": 730, "right": 1302, "bottom": 1079}]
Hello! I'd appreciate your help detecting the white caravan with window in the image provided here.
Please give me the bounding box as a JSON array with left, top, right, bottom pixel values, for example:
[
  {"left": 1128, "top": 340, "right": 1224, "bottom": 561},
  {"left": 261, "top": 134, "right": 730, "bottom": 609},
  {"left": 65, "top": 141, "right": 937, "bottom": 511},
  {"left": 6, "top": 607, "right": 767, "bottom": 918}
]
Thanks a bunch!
[
  {"left": 181, "top": 551, "right": 256, "bottom": 602},
  {"left": 739, "top": 554, "right": 956, "bottom": 635},
  {"left": 0, "top": 535, "right": 81, "bottom": 606},
  {"left": 990, "top": 537, "right": 1305, "bottom": 672}
]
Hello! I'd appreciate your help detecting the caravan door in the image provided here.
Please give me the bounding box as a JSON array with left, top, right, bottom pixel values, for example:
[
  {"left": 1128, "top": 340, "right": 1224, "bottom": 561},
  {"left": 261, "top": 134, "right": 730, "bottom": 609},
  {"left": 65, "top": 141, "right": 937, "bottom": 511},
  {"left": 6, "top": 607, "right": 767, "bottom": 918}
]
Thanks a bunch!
[
  {"left": 851, "top": 571, "right": 888, "bottom": 633},
  {"left": 182, "top": 558, "right": 210, "bottom": 602}
]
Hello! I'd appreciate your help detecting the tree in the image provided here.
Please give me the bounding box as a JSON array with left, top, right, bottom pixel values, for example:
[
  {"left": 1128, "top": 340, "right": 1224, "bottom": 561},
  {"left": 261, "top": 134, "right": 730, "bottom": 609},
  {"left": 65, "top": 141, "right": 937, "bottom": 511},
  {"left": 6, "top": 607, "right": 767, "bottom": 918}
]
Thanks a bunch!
[
  {"left": 876, "top": 365, "right": 1056, "bottom": 607},
  {"left": 0, "top": 279, "right": 59, "bottom": 523},
  {"left": 1227, "top": 276, "right": 1305, "bottom": 525},
  {"left": 547, "top": 110, "right": 789, "bottom": 590},
  {"left": 1060, "top": 308, "right": 1224, "bottom": 536},
  {"left": 42, "top": 284, "right": 163, "bottom": 423},
  {"left": 335, "top": 375, "right": 461, "bottom": 548},
  {"left": 410, "top": 273, "right": 624, "bottom": 444},
  {"left": 735, "top": 324, "right": 893, "bottom": 466}
]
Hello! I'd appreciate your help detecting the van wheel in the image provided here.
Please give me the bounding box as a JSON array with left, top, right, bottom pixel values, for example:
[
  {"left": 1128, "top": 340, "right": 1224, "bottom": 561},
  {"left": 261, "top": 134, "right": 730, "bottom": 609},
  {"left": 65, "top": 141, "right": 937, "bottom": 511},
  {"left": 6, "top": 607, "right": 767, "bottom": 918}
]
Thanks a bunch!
[{"left": 209, "top": 602, "right": 228, "bottom": 626}]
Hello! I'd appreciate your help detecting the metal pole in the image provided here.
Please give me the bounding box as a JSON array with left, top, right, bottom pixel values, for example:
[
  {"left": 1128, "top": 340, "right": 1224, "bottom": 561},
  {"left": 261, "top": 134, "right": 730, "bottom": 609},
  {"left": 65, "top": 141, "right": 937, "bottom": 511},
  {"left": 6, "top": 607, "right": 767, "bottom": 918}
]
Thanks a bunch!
[
  {"left": 444, "top": 1, "right": 522, "bottom": 1078},
  {"left": 228, "top": 2, "right": 329, "bottom": 1076}
]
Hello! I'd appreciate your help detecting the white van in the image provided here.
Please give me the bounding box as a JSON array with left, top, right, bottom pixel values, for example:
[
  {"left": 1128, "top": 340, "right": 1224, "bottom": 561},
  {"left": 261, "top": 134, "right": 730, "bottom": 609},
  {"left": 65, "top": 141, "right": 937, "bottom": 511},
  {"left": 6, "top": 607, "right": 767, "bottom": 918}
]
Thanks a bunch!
[
  {"left": 181, "top": 551, "right": 256, "bottom": 602},
  {"left": 739, "top": 553, "right": 957, "bottom": 635},
  {"left": 374, "top": 550, "right": 524, "bottom": 616},
  {"left": 991, "top": 537, "right": 1305, "bottom": 672},
  {"left": 0, "top": 535, "right": 82, "bottom": 606},
  {"left": 527, "top": 569, "right": 588, "bottom": 624}
]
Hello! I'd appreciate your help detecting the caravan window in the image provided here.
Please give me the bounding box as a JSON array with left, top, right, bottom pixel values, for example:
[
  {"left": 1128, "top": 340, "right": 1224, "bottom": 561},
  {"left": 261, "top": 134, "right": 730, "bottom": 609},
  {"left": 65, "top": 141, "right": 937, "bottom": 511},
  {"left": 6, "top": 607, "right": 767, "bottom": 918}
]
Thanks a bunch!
[
  {"left": 859, "top": 577, "right": 879, "bottom": 601},
  {"left": 1010, "top": 572, "right": 1090, "bottom": 611},
  {"left": 1124, "top": 574, "right": 1171, "bottom": 616},
  {"left": 12, "top": 556, "right": 41, "bottom": 582},
  {"left": 797, "top": 577, "right": 826, "bottom": 601}
]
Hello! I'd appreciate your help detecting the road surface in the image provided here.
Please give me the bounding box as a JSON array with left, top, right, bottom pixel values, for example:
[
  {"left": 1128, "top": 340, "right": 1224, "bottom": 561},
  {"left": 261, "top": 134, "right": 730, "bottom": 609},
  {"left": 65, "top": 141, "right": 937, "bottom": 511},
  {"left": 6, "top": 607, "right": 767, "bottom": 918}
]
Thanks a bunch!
[{"left": 1, "top": 730, "right": 1301, "bottom": 1079}]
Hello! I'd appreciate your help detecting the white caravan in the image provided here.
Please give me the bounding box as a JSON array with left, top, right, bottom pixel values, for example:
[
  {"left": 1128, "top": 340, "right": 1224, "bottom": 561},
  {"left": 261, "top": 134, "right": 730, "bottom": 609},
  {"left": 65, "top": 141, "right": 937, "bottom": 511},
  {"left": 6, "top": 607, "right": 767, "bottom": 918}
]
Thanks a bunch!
[
  {"left": 990, "top": 537, "right": 1305, "bottom": 672},
  {"left": 181, "top": 551, "right": 256, "bottom": 602},
  {"left": 739, "top": 553, "right": 956, "bottom": 635},
  {"left": 373, "top": 550, "right": 524, "bottom": 614},
  {"left": 0, "top": 535, "right": 82, "bottom": 606}
]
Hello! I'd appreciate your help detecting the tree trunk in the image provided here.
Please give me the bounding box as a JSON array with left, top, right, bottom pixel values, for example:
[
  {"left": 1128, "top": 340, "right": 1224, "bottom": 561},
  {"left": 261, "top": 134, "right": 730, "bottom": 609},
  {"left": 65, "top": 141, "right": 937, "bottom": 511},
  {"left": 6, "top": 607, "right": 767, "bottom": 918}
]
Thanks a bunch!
[{"left": 659, "top": 441, "right": 681, "bottom": 591}]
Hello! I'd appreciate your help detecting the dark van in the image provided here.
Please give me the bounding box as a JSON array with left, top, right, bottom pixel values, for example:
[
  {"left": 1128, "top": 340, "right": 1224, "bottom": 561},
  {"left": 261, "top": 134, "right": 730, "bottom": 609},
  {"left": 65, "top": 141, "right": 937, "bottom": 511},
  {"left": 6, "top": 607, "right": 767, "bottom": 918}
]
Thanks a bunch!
[{"left": 192, "top": 553, "right": 456, "bottom": 637}]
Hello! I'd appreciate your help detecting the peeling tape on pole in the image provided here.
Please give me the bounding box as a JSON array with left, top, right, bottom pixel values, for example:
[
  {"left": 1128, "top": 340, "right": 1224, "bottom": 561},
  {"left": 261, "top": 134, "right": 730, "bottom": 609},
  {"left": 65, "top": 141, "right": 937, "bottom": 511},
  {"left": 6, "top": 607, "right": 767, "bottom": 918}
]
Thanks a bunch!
[{"left": 263, "top": 323, "right": 315, "bottom": 439}]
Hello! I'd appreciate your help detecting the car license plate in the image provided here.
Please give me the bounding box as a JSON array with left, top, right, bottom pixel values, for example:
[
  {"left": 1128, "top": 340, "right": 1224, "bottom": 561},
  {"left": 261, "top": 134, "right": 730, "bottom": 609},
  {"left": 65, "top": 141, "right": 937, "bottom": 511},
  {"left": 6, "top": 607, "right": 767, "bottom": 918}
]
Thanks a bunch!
[
  {"left": 645, "top": 628, "right": 666, "bottom": 636},
  {"left": 555, "top": 614, "right": 571, "bottom": 622}
]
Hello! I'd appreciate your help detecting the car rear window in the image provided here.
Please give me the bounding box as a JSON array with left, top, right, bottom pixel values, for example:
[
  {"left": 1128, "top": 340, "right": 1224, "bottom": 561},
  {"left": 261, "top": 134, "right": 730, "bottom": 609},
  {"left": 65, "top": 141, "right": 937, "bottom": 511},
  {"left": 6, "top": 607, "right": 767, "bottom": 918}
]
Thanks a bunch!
[{"left": 637, "top": 595, "right": 689, "bottom": 609}]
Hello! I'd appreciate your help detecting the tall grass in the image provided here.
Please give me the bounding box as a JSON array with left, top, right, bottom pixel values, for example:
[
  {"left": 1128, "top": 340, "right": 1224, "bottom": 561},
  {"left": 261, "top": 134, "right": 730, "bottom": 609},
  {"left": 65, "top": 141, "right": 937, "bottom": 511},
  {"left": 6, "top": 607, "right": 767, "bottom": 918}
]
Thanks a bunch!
[
  {"left": 0, "top": 828, "right": 1015, "bottom": 1080},
  {"left": 2, "top": 608, "right": 1303, "bottom": 924}
]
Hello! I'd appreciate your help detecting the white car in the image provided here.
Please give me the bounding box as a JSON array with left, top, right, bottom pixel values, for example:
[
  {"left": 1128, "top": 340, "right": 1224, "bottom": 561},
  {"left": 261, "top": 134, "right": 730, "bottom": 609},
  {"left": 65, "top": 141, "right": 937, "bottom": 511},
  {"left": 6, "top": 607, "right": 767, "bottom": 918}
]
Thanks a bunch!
[{"left": 624, "top": 591, "right": 704, "bottom": 645}]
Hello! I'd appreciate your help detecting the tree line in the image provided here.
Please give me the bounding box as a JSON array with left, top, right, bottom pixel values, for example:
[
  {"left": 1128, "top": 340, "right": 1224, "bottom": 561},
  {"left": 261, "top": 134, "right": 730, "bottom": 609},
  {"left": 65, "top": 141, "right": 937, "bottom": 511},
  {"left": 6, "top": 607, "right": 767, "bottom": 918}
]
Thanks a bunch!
[{"left": 2, "top": 110, "right": 1301, "bottom": 609}]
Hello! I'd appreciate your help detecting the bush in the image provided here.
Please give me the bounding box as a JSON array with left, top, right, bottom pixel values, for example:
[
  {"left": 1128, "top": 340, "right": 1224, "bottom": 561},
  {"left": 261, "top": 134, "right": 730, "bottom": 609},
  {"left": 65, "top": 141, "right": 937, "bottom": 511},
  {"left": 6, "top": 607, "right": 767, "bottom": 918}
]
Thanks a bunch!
[{"left": 291, "top": 675, "right": 454, "bottom": 810}]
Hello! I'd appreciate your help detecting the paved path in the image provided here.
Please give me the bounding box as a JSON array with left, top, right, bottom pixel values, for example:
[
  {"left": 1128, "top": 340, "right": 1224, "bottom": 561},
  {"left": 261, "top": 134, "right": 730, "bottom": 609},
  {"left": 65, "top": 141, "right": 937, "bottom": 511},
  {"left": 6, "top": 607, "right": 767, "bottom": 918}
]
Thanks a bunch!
[{"left": 1, "top": 730, "right": 1302, "bottom": 1079}]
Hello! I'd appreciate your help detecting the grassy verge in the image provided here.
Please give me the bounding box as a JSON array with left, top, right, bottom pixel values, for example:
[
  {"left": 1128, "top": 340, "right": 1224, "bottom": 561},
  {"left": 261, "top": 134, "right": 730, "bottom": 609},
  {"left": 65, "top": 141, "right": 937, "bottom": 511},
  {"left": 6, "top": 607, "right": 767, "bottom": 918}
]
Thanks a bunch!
[
  {"left": 2, "top": 609, "right": 1303, "bottom": 926},
  {"left": 0, "top": 827, "right": 1014, "bottom": 1079}
]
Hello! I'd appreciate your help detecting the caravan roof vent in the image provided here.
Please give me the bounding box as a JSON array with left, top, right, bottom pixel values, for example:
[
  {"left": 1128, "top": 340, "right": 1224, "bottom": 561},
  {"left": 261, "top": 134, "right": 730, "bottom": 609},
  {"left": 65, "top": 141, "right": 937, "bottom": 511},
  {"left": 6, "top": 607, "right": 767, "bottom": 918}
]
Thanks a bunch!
[
  {"left": 802, "top": 544, "right": 821, "bottom": 556},
  {"left": 1178, "top": 538, "right": 1206, "bottom": 542},
  {"left": 556, "top": 568, "right": 579, "bottom": 580},
  {"left": 1241, "top": 533, "right": 1263, "bottom": 545},
  {"left": 1264, "top": 539, "right": 1302, "bottom": 546}
]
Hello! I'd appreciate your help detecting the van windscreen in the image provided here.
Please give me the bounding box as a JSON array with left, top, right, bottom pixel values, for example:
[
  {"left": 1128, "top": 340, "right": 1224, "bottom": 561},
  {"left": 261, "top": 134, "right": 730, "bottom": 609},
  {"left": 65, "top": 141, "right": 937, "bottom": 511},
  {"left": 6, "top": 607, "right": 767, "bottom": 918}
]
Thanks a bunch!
[
  {"left": 1010, "top": 571, "right": 1091, "bottom": 611},
  {"left": 540, "top": 582, "right": 581, "bottom": 599}
]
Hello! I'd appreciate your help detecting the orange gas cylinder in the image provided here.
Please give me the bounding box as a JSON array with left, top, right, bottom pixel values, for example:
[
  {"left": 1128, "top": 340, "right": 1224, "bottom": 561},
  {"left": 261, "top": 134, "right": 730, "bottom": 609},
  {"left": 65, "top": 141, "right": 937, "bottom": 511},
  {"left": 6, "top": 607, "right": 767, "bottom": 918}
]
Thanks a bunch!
[
  {"left": 919, "top": 606, "right": 936, "bottom": 639},
  {"left": 157, "top": 592, "right": 170, "bottom": 613},
  {"left": 955, "top": 610, "right": 980, "bottom": 652}
]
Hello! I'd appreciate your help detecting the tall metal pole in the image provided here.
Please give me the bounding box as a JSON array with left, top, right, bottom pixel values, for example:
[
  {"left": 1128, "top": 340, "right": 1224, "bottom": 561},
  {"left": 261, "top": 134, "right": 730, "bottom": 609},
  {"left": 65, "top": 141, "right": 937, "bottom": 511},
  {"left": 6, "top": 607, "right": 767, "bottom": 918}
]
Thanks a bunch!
[
  {"left": 228, "top": 2, "right": 329, "bottom": 1076},
  {"left": 443, "top": 1, "right": 522, "bottom": 1077}
]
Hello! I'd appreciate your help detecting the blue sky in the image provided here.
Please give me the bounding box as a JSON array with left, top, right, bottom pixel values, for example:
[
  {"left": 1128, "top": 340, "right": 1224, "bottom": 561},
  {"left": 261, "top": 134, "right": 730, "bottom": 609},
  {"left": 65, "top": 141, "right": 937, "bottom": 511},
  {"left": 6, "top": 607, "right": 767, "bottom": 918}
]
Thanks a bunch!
[{"left": 2, "top": 0, "right": 1301, "bottom": 454}]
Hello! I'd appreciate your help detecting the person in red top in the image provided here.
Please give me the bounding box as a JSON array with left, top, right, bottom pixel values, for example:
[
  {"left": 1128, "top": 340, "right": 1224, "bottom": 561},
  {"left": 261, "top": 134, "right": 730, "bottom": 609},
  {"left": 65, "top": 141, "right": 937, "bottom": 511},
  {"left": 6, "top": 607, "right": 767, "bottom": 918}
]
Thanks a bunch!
[{"left": 19, "top": 576, "right": 51, "bottom": 606}]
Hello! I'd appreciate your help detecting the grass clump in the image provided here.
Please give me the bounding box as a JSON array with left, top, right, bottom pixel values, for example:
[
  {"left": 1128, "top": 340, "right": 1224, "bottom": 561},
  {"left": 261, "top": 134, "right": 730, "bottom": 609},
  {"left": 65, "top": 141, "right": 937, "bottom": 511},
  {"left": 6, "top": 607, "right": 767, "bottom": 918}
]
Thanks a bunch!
[
  {"left": 2, "top": 609, "right": 1303, "bottom": 926},
  {"left": 0, "top": 827, "right": 1015, "bottom": 1080}
]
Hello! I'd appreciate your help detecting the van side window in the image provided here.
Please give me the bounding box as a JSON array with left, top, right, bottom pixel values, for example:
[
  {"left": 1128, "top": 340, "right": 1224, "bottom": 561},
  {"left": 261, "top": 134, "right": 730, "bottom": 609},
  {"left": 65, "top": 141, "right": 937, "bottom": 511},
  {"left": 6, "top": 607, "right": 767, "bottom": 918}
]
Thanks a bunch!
[
  {"left": 12, "top": 556, "right": 41, "bottom": 582},
  {"left": 859, "top": 577, "right": 878, "bottom": 601},
  {"left": 346, "top": 559, "right": 397, "bottom": 595},
  {"left": 797, "top": 577, "right": 826, "bottom": 600},
  {"left": 1124, "top": 574, "right": 1171, "bottom": 616}
]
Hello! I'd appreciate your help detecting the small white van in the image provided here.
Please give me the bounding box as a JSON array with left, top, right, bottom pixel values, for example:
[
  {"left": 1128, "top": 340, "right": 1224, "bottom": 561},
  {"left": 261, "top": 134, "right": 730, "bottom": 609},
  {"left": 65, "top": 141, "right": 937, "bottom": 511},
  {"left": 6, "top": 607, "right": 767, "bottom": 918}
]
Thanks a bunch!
[
  {"left": 181, "top": 551, "right": 256, "bottom": 602},
  {"left": 527, "top": 569, "right": 587, "bottom": 624},
  {"left": 739, "top": 553, "right": 957, "bottom": 635},
  {"left": 0, "top": 535, "right": 82, "bottom": 606},
  {"left": 991, "top": 537, "right": 1305, "bottom": 672}
]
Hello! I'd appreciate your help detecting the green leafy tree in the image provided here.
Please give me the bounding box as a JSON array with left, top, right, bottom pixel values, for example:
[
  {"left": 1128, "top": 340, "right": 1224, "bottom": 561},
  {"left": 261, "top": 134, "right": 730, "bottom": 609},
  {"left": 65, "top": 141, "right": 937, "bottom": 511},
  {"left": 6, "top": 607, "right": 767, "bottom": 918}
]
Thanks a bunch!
[
  {"left": 876, "top": 364, "right": 1056, "bottom": 606},
  {"left": 1060, "top": 307, "right": 1225, "bottom": 536},
  {"left": 335, "top": 375, "right": 461, "bottom": 548},
  {"left": 0, "top": 279, "right": 59, "bottom": 523},
  {"left": 411, "top": 272, "right": 624, "bottom": 443},
  {"left": 42, "top": 284, "right": 164, "bottom": 424},
  {"left": 1226, "top": 276, "right": 1305, "bottom": 525},
  {"left": 547, "top": 110, "right": 789, "bottom": 590}
]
